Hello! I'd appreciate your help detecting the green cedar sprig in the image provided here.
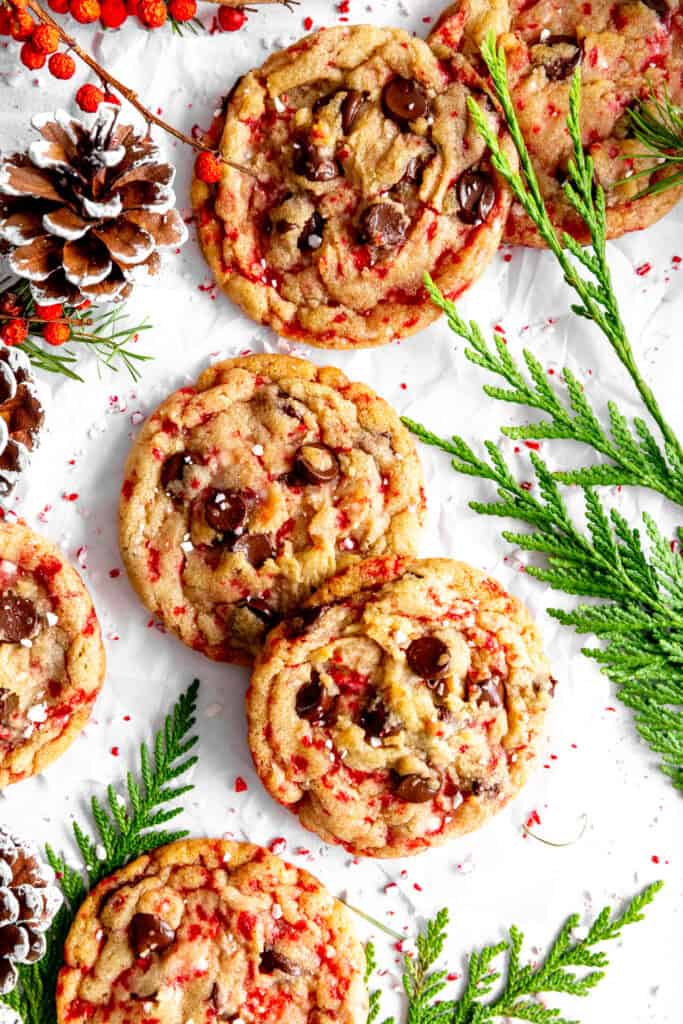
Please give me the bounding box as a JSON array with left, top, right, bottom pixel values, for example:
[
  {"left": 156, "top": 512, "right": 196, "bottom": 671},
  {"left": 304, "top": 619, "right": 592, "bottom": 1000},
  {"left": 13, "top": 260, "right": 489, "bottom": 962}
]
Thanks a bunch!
[
  {"left": 0, "top": 680, "right": 200, "bottom": 1024},
  {"left": 365, "top": 884, "right": 662, "bottom": 1024},
  {"left": 424, "top": 278, "right": 683, "bottom": 504}
]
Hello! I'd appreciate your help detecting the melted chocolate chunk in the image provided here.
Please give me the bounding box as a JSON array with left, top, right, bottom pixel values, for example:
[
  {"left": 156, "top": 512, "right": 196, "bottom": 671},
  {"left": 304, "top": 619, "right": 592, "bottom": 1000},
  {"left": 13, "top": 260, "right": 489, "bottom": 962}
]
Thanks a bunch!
[
  {"left": 160, "top": 451, "right": 194, "bottom": 499},
  {"left": 236, "top": 598, "right": 279, "bottom": 627},
  {"left": 456, "top": 170, "right": 496, "bottom": 226},
  {"left": 260, "top": 948, "right": 302, "bottom": 976},
  {"left": 341, "top": 89, "right": 368, "bottom": 134},
  {"left": 382, "top": 76, "right": 429, "bottom": 125},
  {"left": 232, "top": 534, "right": 275, "bottom": 569},
  {"left": 393, "top": 772, "right": 442, "bottom": 803},
  {"left": 0, "top": 689, "right": 19, "bottom": 721},
  {"left": 530, "top": 36, "right": 582, "bottom": 81},
  {"left": 359, "top": 203, "right": 408, "bottom": 248},
  {"left": 406, "top": 636, "right": 450, "bottom": 679},
  {"left": 293, "top": 443, "right": 339, "bottom": 484},
  {"left": 295, "top": 672, "right": 336, "bottom": 725},
  {"left": 467, "top": 677, "right": 505, "bottom": 708},
  {"left": 204, "top": 490, "right": 247, "bottom": 534},
  {"left": 292, "top": 135, "right": 338, "bottom": 182},
  {"left": 642, "top": 0, "right": 670, "bottom": 15},
  {"left": 284, "top": 605, "right": 324, "bottom": 638},
  {"left": 359, "top": 697, "right": 401, "bottom": 739},
  {"left": 130, "top": 913, "right": 175, "bottom": 958},
  {"left": 298, "top": 211, "right": 326, "bottom": 253},
  {"left": 0, "top": 593, "right": 39, "bottom": 644}
]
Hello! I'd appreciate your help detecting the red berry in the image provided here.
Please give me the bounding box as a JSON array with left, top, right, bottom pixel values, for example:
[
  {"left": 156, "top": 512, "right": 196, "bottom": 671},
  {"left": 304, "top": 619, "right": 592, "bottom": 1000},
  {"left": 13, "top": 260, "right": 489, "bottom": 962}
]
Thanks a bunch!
[
  {"left": 217, "top": 5, "right": 246, "bottom": 30},
  {"left": 20, "top": 42, "right": 46, "bottom": 69},
  {"left": 31, "top": 23, "right": 59, "bottom": 52},
  {"left": 42, "top": 322, "right": 71, "bottom": 347},
  {"left": 195, "top": 150, "right": 222, "bottom": 185},
  {"left": 12, "top": 0, "right": 29, "bottom": 9},
  {"left": 168, "top": 0, "right": 195, "bottom": 21},
  {"left": 48, "top": 51, "right": 76, "bottom": 79},
  {"left": 10, "top": 11, "right": 35, "bottom": 40},
  {"left": 48, "top": 0, "right": 70, "bottom": 10},
  {"left": 100, "top": 0, "right": 127, "bottom": 27},
  {"left": 76, "top": 83, "right": 105, "bottom": 113},
  {"left": 125, "top": 0, "right": 139, "bottom": 14},
  {"left": 69, "top": 0, "right": 101, "bottom": 23},
  {"left": 0, "top": 7, "right": 12, "bottom": 35},
  {"left": 1, "top": 319, "right": 29, "bottom": 347},
  {"left": 103, "top": 91, "right": 120, "bottom": 105},
  {"left": 35, "top": 302, "right": 63, "bottom": 321},
  {"left": 138, "top": 0, "right": 166, "bottom": 27}
]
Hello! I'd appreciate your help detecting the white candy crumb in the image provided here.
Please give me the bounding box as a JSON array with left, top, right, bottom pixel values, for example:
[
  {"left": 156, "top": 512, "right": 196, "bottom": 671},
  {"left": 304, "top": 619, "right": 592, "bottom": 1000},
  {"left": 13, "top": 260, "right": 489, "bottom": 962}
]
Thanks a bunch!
[
  {"left": 272, "top": 903, "right": 283, "bottom": 919},
  {"left": 252, "top": 444, "right": 264, "bottom": 456},
  {"left": 27, "top": 703, "right": 47, "bottom": 724},
  {"left": 180, "top": 540, "right": 194, "bottom": 553},
  {"left": 20, "top": 638, "right": 33, "bottom": 648},
  {"left": 46, "top": 612, "right": 58, "bottom": 627}
]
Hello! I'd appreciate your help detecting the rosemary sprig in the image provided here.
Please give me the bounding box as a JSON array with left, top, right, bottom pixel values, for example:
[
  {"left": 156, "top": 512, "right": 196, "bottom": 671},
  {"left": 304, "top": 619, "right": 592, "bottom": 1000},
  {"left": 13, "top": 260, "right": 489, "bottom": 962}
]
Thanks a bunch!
[
  {"left": 1, "top": 278, "right": 153, "bottom": 383},
  {"left": 364, "top": 885, "right": 662, "bottom": 1024},
  {"left": 626, "top": 90, "right": 683, "bottom": 197},
  {"left": 425, "top": 278, "right": 683, "bottom": 504},
  {"left": 0, "top": 680, "right": 200, "bottom": 1024}
]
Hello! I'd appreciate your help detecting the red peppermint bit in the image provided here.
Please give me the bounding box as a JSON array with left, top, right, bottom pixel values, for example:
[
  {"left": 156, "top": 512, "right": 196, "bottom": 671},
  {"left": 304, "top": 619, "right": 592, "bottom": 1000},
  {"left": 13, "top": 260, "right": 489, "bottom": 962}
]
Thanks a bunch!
[
  {"left": 605, "top": 706, "right": 616, "bottom": 712},
  {"left": 635, "top": 262, "right": 652, "bottom": 277},
  {"left": 121, "top": 479, "right": 134, "bottom": 500},
  {"left": 109, "top": 568, "right": 121, "bottom": 578},
  {"left": 303, "top": 15, "right": 313, "bottom": 29},
  {"left": 111, "top": 746, "right": 120, "bottom": 756},
  {"left": 269, "top": 837, "right": 287, "bottom": 855},
  {"left": 62, "top": 492, "right": 79, "bottom": 502},
  {"left": 526, "top": 809, "right": 541, "bottom": 828},
  {"left": 234, "top": 776, "right": 248, "bottom": 792},
  {"left": 651, "top": 854, "right": 660, "bottom": 864},
  {"left": 524, "top": 440, "right": 540, "bottom": 451}
]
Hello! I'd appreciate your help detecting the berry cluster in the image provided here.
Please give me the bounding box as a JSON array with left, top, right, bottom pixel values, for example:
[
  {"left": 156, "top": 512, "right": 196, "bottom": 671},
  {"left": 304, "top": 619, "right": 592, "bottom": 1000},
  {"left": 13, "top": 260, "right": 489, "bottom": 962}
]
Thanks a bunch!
[
  {"left": 0, "top": 0, "right": 77, "bottom": 76},
  {"left": 0, "top": 292, "right": 79, "bottom": 348}
]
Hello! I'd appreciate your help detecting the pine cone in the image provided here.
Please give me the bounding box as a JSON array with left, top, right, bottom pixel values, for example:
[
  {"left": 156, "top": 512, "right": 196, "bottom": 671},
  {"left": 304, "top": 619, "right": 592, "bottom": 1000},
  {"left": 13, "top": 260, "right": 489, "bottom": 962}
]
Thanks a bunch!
[
  {"left": 0, "top": 828, "right": 63, "bottom": 994},
  {"left": 0, "top": 105, "right": 188, "bottom": 306},
  {"left": 0, "top": 343, "right": 46, "bottom": 498}
]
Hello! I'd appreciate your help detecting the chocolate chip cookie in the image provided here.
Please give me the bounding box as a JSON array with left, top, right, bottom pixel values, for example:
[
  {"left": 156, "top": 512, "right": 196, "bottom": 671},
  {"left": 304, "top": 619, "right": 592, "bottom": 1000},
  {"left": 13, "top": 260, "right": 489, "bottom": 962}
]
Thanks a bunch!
[
  {"left": 0, "top": 521, "right": 105, "bottom": 788},
  {"left": 191, "top": 24, "right": 516, "bottom": 348},
  {"left": 57, "top": 838, "right": 368, "bottom": 1024},
  {"left": 119, "top": 355, "right": 425, "bottom": 664},
  {"left": 430, "top": 0, "right": 683, "bottom": 244},
  {"left": 247, "top": 556, "right": 554, "bottom": 858}
]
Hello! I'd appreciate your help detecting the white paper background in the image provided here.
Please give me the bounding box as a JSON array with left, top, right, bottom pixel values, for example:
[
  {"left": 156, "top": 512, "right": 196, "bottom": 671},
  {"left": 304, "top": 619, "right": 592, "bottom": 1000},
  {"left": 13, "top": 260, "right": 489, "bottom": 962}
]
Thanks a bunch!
[{"left": 1, "top": 1, "right": 682, "bottom": 1020}]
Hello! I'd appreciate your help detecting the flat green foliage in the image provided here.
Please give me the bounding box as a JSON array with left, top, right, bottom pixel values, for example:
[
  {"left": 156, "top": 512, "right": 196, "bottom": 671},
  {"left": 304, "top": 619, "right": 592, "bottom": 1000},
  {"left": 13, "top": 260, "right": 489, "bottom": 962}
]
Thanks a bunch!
[
  {"left": 0, "top": 680, "right": 199, "bottom": 1024},
  {"left": 405, "top": 36, "right": 683, "bottom": 793},
  {"left": 625, "top": 89, "right": 683, "bottom": 197},
  {"left": 365, "top": 885, "right": 662, "bottom": 1024}
]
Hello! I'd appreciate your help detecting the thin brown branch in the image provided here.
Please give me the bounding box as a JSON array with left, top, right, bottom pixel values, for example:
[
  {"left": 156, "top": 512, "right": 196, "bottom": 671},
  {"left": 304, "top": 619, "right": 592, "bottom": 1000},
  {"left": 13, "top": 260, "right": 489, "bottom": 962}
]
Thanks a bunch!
[
  {"left": 26, "top": 0, "right": 260, "bottom": 178},
  {"left": 214, "top": 0, "right": 299, "bottom": 7}
]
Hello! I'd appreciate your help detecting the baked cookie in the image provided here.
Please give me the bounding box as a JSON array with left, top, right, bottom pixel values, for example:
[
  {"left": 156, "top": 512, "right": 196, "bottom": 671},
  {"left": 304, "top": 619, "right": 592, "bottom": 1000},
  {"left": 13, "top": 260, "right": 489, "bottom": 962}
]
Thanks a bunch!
[
  {"left": 429, "top": 0, "right": 683, "bottom": 244},
  {"left": 0, "top": 521, "right": 105, "bottom": 788},
  {"left": 191, "top": 24, "right": 516, "bottom": 349},
  {"left": 247, "top": 556, "right": 555, "bottom": 858},
  {"left": 57, "top": 838, "right": 368, "bottom": 1024},
  {"left": 119, "top": 354, "right": 425, "bottom": 664}
]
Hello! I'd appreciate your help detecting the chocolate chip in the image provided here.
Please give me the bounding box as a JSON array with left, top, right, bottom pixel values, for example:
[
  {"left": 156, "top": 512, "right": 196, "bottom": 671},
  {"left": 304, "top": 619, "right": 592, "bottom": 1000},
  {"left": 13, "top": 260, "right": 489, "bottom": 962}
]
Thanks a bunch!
[
  {"left": 359, "top": 204, "right": 408, "bottom": 248},
  {"left": 549, "top": 675, "right": 558, "bottom": 696},
  {"left": 284, "top": 605, "right": 323, "bottom": 638},
  {"left": 382, "top": 76, "right": 429, "bottom": 126},
  {"left": 406, "top": 636, "right": 450, "bottom": 679},
  {"left": 160, "top": 451, "right": 194, "bottom": 499},
  {"left": 341, "top": 89, "right": 368, "bottom": 134},
  {"left": 275, "top": 218, "right": 296, "bottom": 234},
  {"left": 467, "top": 677, "right": 505, "bottom": 708},
  {"left": 236, "top": 598, "right": 279, "bottom": 627},
  {"left": 292, "top": 135, "right": 338, "bottom": 182},
  {"left": 0, "top": 593, "right": 39, "bottom": 644},
  {"left": 642, "top": 0, "right": 670, "bottom": 15},
  {"left": 359, "top": 697, "right": 401, "bottom": 739},
  {"left": 260, "top": 949, "right": 302, "bottom": 976},
  {"left": 0, "top": 689, "right": 19, "bottom": 720},
  {"left": 403, "top": 155, "right": 428, "bottom": 185},
  {"left": 295, "top": 672, "right": 335, "bottom": 725},
  {"left": 393, "top": 772, "right": 442, "bottom": 803},
  {"left": 204, "top": 490, "right": 247, "bottom": 534},
  {"left": 232, "top": 534, "right": 275, "bottom": 569},
  {"left": 456, "top": 170, "right": 496, "bottom": 226},
  {"left": 530, "top": 36, "right": 582, "bottom": 82},
  {"left": 293, "top": 443, "right": 339, "bottom": 484},
  {"left": 298, "top": 211, "right": 326, "bottom": 253},
  {"left": 130, "top": 913, "right": 175, "bottom": 959}
]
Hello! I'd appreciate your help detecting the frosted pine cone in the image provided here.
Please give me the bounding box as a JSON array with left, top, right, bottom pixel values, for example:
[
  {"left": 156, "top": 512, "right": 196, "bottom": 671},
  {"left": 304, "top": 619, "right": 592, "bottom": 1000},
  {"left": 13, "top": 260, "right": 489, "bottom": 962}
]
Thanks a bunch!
[
  {"left": 0, "top": 343, "right": 46, "bottom": 498},
  {"left": 0, "top": 828, "right": 62, "bottom": 994},
  {"left": 0, "top": 105, "right": 188, "bottom": 306}
]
